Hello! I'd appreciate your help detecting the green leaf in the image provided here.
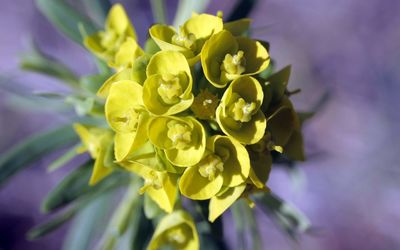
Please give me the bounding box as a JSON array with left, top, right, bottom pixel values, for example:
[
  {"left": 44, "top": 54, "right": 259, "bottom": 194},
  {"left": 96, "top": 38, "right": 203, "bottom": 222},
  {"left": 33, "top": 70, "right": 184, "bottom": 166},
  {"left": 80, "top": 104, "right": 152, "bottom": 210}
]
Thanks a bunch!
[
  {"left": 80, "top": 74, "right": 111, "bottom": 94},
  {"left": 143, "top": 193, "right": 164, "bottom": 219},
  {"left": 150, "top": 0, "right": 167, "bottom": 24},
  {"left": 253, "top": 192, "right": 311, "bottom": 240},
  {"left": 173, "top": 0, "right": 210, "bottom": 27},
  {"left": 263, "top": 65, "right": 291, "bottom": 105},
  {"left": 82, "top": 0, "right": 111, "bottom": 26},
  {"left": 0, "top": 125, "right": 78, "bottom": 187},
  {"left": 227, "top": 0, "right": 259, "bottom": 21},
  {"left": 47, "top": 144, "right": 80, "bottom": 172},
  {"left": 62, "top": 192, "right": 113, "bottom": 250},
  {"left": 42, "top": 163, "right": 129, "bottom": 213},
  {"left": 35, "top": 0, "right": 98, "bottom": 45},
  {"left": 27, "top": 206, "right": 77, "bottom": 240},
  {"left": 97, "top": 181, "right": 142, "bottom": 250},
  {"left": 20, "top": 41, "right": 79, "bottom": 86}
]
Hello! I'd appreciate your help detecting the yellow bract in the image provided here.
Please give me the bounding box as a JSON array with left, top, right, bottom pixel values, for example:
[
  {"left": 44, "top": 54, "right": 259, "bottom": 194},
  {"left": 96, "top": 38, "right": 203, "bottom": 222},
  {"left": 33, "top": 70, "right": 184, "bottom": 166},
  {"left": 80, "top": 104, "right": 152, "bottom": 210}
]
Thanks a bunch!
[
  {"left": 147, "top": 210, "right": 199, "bottom": 250},
  {"left": 84, "top": 4, "right": 137, "bottom": 63},
  {"left": 147, "top": 116, "right": 206, "bottom": 167},
  {"left": 143, "top": 51, "right": 194, "bottom": 116},
  {"left": 105, "top": 80, "right": 149, "bottom": 162},
  {"left": 201, "top": 30, "right": 270, "bottom": 88},
  {"left": 149, "top": 14, "right": 223, "bottom": 65},
  {"left": 73, "top": 124, "right": 114, "bottom": 185},
  {"left": 179, "top": 135, "right": 250, "bottom": 200},
  {"left": 216, "top": 76, "right": 267, "bottom": 144}
]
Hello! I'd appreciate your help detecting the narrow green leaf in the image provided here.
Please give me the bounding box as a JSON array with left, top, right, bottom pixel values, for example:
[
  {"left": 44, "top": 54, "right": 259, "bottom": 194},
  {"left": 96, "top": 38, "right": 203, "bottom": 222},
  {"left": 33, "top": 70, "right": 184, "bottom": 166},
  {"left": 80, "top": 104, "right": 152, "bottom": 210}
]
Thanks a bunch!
[
  {"left": 20, "top": 41, "right": 79, "bottom": 86},
  {"left": 62, "top": 192, "right": 113, "bottom": 250},
  {"left": 150, "top": 0, "right": 167, "bottom": 24},
  {"left": 253, "top": 193, "right": 311, "bottom": 240},
  {"left": 35, "top": 0, "right": 98, "bottom": 45},
  {"left": 240, "top": 200, "right": 262, "bottom": 250},
  {"left": 27, "top": 206, "right": 77, "bottom": 240},
  {"left": 82, "top": 0, "right": 111, "bottom": 26},
  {"left": 227, "top": 0, "right": 259, "bottom": 22},
  {"left": 143, "top": 193, "right": 163, "bottom": 219},
  {"left": 97, "top": 181, "right": 142, "bottom": 250},
  {"left": 80, "top": 74, "right": 111, "bottom": 94},
  {"left": 47, "top": 144, "right": 80, "bottom": 172},
  {"left": 0, "top": 125, "right": 78, "bottom": 187},
  {"left": 42, "top": 163, "right": 129, "bottom": 213},
  {"left": 231, "top": 201, "right": 246, "bottom": 250},
  {"left": 173, "top": 0, "right": 210, "bottom": 27}
]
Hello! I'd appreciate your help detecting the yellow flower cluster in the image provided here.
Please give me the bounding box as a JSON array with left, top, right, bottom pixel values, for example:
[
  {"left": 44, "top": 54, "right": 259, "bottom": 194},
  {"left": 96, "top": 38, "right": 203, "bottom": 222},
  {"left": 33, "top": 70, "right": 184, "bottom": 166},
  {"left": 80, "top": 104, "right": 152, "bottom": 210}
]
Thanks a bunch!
[{"left": 74, "top": 4, "right": 305, "bottom": 250}]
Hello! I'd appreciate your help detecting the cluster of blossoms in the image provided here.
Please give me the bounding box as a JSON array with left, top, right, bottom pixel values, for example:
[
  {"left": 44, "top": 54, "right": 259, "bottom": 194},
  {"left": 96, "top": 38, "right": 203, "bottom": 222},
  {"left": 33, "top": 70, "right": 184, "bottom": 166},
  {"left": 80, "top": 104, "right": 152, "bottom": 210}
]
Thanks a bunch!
[{"left": 75, "top": 4, "right": 304, "bottom": 250}]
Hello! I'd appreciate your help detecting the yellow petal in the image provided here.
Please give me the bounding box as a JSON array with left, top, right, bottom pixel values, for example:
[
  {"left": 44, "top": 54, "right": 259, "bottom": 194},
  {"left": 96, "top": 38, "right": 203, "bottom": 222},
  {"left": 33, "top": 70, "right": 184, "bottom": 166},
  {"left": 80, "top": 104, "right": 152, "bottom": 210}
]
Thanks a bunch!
[
  {"left": 179, "top": 165, "right": 223, "bottom": 200},
  {"left": 208, "top": 183, "right": 246, "bottom": 222},
  {"left": 236, "top": 37, "right": 270, "bottom": 75},
  {"left": 224, "top": 18, "right": 252, "bottom": 36},
  {"left": 106, "top": 4, "right": 137, "bottom": 38}
]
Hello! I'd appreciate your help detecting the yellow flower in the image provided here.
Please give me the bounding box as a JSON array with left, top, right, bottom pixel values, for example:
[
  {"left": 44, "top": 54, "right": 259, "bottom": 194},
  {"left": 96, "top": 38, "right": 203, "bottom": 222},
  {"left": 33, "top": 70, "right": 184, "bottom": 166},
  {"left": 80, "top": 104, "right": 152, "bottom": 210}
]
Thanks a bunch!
[
  {"left": 84, "top": 4, "right": 137, "bottom": 62},
  {"left": 147, "top": 210, "right": 199, "bottom": 250},
  {"left": 108, "top": 37, "right": 144, "bottom": 70},
  {"left": 201, "top": 30, "right": 269, "bottom": 88},
  {"left": 209, "top": 183, "right": 246, "bottom": 222},
  {"left": 149, "top": 14, "right": 223, "bottom": 65},
  {"left": 105, "top": 80, "right": 150, "bottom": 161},
  {"left": 216, "top": 76, "right": 267, "bottom": 144},
  {"left": 143, "top": 51, "right": 194, "bottom": 116},
  {"left": 73, "top": 124, "right": 114, "bottom": 185},
  {"left": 122, "top": 161, "right": 178, "bottom": 213},
  {"left": 147, "top": 116, "right": 206, "bottom": 167},
  {"left": 179, "top": 135, "right": 250, "bottom": 200}
]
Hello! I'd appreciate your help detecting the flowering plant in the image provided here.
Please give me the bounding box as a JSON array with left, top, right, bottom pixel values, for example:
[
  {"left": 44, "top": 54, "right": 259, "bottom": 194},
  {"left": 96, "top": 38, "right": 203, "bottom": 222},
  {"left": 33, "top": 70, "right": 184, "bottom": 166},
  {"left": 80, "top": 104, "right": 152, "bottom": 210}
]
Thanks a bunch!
[{"left": 0, "top": 1, "right": 313, "bottom": 249}]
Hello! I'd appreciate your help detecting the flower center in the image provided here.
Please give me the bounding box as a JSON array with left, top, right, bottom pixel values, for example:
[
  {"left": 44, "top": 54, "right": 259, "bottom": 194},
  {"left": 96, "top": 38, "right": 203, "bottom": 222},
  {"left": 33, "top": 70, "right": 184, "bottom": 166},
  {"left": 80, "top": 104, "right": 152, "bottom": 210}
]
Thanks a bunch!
[
  {"left": 139, "top": 170, "right": 163, "bottom": 194},
  {"left": 112, "top": 108, "right": 141, "bottom": 132},
  {"left": 167, "top": 121, "right": 192, "bottom": 150},
  {"left": 167, "top": 227, "right": 188, "bottom": 246},
  {"left": 172, "top": 26, "right": 197, "bottom": 51},
  {"left": 220, "top": 50, "right": 246, "bottom": 82},
  {"left": 191, "top": 89, "right": 219, "bottom": 119},
  {"left": 157, "top": 74, "right": 183, "bottom": 104},
  {"left": 228, "top": 95, "right": 257, "bottom": 122},
  {"left": 198, "top": 154, "right": 224, "bottom": 181}
]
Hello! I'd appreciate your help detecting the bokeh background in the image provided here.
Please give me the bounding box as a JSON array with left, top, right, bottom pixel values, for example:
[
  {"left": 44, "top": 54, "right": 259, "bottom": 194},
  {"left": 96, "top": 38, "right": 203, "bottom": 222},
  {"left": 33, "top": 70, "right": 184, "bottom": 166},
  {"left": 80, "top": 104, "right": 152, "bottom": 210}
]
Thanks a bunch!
[{"left": 1, "top": 0, "right": 399, "bottom": 249}]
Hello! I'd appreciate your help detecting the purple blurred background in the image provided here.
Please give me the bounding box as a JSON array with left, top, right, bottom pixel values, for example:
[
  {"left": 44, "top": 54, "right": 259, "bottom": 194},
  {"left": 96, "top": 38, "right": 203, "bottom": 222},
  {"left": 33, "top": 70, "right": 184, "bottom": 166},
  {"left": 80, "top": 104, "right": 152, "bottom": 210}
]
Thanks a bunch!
[{"left": 1, "top": 0, "right": 399, "bottom": 249}]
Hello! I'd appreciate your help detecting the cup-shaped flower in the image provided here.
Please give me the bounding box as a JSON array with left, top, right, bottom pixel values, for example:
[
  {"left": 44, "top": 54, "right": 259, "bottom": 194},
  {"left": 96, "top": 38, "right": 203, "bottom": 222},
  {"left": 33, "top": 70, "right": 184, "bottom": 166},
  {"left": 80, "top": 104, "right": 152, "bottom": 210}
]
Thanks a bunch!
[
  {"left": 105, "top": 80, "right": 149, "bottom": 161},
  {"left": 147, "top": 116, "right": 206, "bottom": 167},
  {"left": 108, "top": 37, "right": 144, "bottom": 70},
  {"left": 143, "top": 51, "right": 194, "bottom": 116},
  {"left": 122, "top": 162, "right": 178, "bottom": 213},
  {"left": 179, "top": 135, "right": 250, "bottom": 200},
  {"left": 73, "top": 124, "right": 114, "bottom": 185},
  {"left": 216, "top": 76, "right": 267, "bottom": 144},
  {"left": 201, "top": 30, "right": 269, "bottom": 88},
  {"left": 147, "top": 210, "right": 199, "bottom": 250},
  {"left": 149, "top": 14, "right": 223, "bottom": 65},
  {"left": 84, "top": 4, "right": 137, "bottom": 62}
]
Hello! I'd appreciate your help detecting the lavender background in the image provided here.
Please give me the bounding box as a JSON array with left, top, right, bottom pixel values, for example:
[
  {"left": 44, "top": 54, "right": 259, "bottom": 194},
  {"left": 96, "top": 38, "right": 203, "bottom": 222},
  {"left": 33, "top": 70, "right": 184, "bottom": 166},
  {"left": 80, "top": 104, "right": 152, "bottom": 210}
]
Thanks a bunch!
[{"left": 1, "top": 0, "right": 399, "bottom": 249}]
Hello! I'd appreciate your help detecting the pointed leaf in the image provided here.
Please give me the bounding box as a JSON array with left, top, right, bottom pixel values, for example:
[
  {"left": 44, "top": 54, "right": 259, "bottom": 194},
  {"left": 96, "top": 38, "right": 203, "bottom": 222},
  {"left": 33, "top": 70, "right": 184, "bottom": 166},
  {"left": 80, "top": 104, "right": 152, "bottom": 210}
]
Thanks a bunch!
[
  {"left": 0, "top": 125, "right": 78, "bottom": 187},
  {"left": 35, "top": 0, "right": 98, "bottom": 45}
]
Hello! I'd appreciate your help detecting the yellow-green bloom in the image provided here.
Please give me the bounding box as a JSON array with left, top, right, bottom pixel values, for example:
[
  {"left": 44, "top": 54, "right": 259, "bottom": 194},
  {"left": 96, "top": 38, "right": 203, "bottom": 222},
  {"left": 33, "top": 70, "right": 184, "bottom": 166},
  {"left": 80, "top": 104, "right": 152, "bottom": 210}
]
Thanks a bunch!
[
  {"left": 143, "top": 51, "right": 193, "bottom": 116},
  {"left": 108, "top": 37, "right": 144, "bottom": 70},
  {"left": 201, "top": 30, "right": 269, "bottom": 88},
  {"left": 147, "top": 116, "right": 206, "bottom": 167},
  {"left": 84, "top": 4, "right": 137, "bottom": 62},
  {"left": 122, "top": 161, "right": 178, "bottom": 213},
  {"left": 190, "top": 89, "right": 220, "bottom": 120},
  {"left": 105, "top": 80, "right": 150, "bottom": 161},
  {"left": 216, "top": 76, "right": 267, "bottom": 144},
  {"left": 149, "top": 14, "right": 223, "bottom": 65},
  {"left": 73, "top": 124, "right": 114, "bottom": 185},
  {"left": 147, "top": 210, "right": 199, "bottom": 250},
  {"left": 179, "top": 135, "right": 250, "bottom": 200},
  {"left": 97, "top": 54, "right": 151, "bottom": 98}
]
